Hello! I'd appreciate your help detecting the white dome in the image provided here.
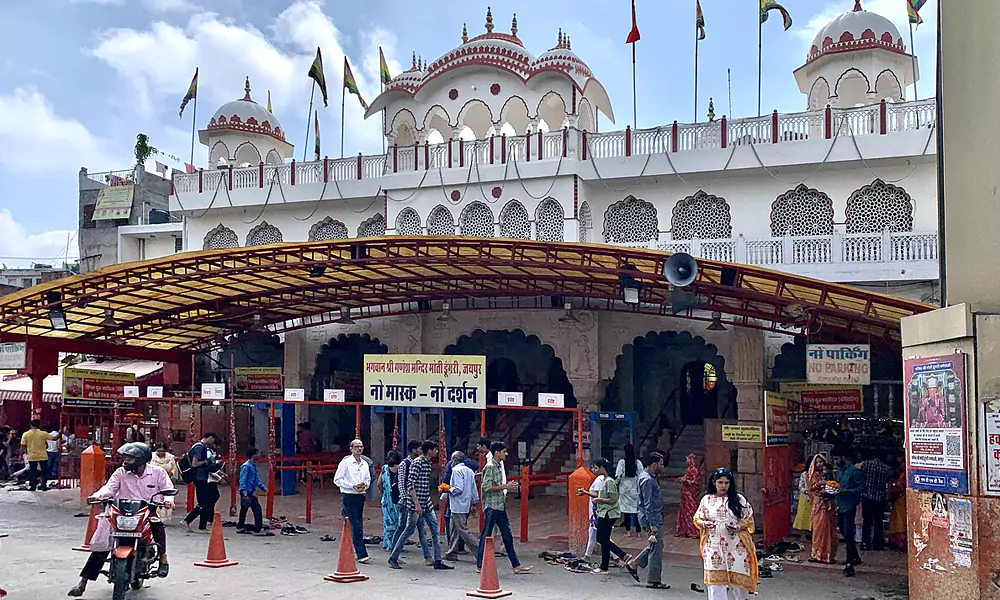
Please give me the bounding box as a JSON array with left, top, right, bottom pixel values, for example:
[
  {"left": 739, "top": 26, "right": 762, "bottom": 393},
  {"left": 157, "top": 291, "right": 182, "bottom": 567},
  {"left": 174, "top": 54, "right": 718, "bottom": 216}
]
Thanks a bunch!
[
  {"left": 206, "top": 78, "right": 286, "bottom": 143},
  {"left": 807, "top": 2, "right": 905, "bottom": 63}
]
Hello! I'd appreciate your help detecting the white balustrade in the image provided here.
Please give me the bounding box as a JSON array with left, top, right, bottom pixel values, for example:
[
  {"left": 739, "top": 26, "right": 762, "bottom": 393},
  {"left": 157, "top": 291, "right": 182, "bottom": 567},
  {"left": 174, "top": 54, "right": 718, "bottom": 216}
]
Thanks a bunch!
[{"left": 542, "top": 131, "right": 563, "bottom": 159}]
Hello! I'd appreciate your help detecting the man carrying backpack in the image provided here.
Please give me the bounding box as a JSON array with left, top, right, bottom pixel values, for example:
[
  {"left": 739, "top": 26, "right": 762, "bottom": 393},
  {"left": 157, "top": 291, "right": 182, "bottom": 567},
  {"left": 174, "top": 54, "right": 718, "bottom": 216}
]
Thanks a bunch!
[{"left": 181, "top": 432, "right": 221, "bottom": 533}]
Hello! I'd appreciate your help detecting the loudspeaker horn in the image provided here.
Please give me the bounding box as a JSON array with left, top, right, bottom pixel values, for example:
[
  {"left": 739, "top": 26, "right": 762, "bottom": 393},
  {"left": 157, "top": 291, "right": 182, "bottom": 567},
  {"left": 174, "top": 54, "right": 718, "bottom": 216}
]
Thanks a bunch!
[{"left": 663, "top": 252, "right": 698, "bottom": 287}]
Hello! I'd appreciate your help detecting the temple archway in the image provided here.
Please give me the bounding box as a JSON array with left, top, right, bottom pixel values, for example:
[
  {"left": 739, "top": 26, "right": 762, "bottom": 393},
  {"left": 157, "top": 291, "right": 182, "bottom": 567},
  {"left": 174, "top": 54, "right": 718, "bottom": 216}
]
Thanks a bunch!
[{"left": 310, "top": 333, "right": 388, "bottom": 450}]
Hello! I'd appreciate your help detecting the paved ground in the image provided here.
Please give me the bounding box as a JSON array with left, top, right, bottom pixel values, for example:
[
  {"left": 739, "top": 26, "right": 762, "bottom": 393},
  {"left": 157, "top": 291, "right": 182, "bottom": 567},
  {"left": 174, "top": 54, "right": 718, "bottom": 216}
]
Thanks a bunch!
[{"left": 0, "top": 486, "right": 908, "bottom": 599}]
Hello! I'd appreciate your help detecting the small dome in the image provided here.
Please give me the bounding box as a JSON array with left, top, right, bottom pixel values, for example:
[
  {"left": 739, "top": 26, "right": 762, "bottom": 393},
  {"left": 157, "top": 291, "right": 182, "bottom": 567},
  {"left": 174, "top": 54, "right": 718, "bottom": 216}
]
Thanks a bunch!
[
  {"left": 206, "top": 77, "right": 286, "bottom": 143},
  {"left": 806, "top": 1, "right": 905, "bottom": 64}
]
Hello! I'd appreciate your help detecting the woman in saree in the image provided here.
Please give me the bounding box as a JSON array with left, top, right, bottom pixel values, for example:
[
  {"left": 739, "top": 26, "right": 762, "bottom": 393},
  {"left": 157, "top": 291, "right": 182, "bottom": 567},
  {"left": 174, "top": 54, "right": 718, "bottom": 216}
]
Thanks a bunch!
[
  {"left": 675, "top": 453, "right": 701, "bottom": 538},
  {"left": 886, "top": 468, "right": 907, "bottom": 551},
  {"left": 807, "top": 454, "right": 838, "bottom": 563},
  {"left": 694, "top": 468, "right": 758, "bottom": 600},
  {"left": 379, "top": 450, "right": 402, "bottom": 551},
  {"left": 792, "top": 456, "right": 814, "bottom": 534}
]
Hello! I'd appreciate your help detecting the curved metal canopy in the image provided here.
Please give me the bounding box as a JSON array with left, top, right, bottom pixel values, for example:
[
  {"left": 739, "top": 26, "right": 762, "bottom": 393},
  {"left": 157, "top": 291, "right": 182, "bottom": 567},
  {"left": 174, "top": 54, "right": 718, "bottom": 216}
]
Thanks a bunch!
[{"left": 0, "top": 237, "right": 931, "bottom": 356}]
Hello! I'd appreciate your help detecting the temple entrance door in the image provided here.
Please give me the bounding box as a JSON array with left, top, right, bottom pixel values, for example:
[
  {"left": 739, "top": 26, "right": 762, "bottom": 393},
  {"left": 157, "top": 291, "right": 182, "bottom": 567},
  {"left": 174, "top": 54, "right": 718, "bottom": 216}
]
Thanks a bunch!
[{"left": 680, "top": 361, "right": 720, "bottom": 425}]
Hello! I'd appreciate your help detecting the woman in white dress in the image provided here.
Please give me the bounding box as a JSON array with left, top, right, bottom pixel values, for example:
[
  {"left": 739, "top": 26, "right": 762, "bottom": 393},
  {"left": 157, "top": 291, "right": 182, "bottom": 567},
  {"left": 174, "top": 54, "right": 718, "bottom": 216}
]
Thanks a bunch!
[
  {"left": 693, "top": 468, "right": 758, "bottom": 600},
  {"left": 583, "top": 469, "right": 606, "bottom": 560},
  {"left": 615, "top": 444, "right": 644, "bottom": 537}
]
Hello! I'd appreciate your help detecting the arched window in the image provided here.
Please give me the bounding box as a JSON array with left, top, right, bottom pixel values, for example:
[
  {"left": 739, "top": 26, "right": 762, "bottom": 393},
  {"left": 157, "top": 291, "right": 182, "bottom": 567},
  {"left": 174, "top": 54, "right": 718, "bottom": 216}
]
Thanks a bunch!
[
  {"left": 500, "top": 200, "right": 530, "bottom": 239},
  {"left": 395, "top": 208, "right": 422, "bottom": 236},
  {"left": 845, "top": 179, "right": 914, "bottom": 233},
  {"left": 427, "top": 205, "right": 455, "bottom": 235},
  {"left": 246, "top": 222, "right": 282, "bottom": 246},
  {"left": 358, "top": 213, "right": 386, "bottom": 237},
  {"left": 203, "top": 224, "right": 239, "bottom": 250},
  {"left": 534, "top": 198, "right": 564, "bottom": 242},
  {"left": 670, "top": 191, "right": 732, "bottom": 240},
  {"left": 603, "top": 196, "right": 658, "bottom": 244},
  {"left": 308, "top": 217, "right": 348, "bottom": 241},
  {"left": 770, "top": 184, "right": 834, "bottom": 236},
  {"left": 460, "top": 202, "right": 495, "bottom": 237}
]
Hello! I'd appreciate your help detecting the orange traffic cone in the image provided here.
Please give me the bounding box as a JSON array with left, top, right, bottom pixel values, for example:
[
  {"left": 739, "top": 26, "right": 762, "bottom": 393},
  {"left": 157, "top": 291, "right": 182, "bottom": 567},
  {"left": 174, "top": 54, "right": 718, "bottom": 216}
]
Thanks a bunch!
[
  {"left": 323, "top": 518, "right": 369, "bottom": 583},
  {"left": 72, "top": 504, "right": 100, "bottom": 552},
  {"left": 193, "top": 512, "right": 238, "bottom": 568},
  {"left": 467, "top": 537, "right": 511, "bottom": 598}
]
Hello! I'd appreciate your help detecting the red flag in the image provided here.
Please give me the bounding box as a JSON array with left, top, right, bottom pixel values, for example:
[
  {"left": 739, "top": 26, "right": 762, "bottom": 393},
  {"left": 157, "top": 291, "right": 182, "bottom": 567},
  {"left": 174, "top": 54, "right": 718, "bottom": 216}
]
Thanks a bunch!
[
  {"left": 184, "top": 163, "right": 196, "bottom": 174},
  {"left": 626, "top": 0, "right": 641, "bottom": 43}
]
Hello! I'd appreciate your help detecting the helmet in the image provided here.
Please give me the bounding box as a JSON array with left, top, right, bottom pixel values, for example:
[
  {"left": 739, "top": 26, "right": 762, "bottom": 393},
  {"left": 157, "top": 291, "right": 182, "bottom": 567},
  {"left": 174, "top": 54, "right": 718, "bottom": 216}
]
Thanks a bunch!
[{"left": 118, "top": 442, "right": 152, "bottom": 473}]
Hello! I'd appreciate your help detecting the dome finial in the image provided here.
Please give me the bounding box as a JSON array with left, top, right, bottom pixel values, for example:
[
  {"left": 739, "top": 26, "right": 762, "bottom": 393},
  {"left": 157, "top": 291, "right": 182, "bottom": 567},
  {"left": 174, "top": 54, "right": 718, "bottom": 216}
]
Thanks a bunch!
[
  {"left": 462, "top": 22, "right": 468, "bottom": 43},
  {"left": 557, "top": 28, "right": 564, "bottom": 48},
  {"left": 566, "top": 34, "right": 571, "bottom": 50},
  {"left": 485, "top": 6, "right": 494, "bottom": 33},
  {"left": 853, "top": 0, "right": 863, "bottom": 11},
  {"left": 243, "top": 76, "right": 252, "bottom": 101},
  {"left": 707, "top": 97, "right": 715, "bottom": 122},
  {"left": 511, "top": 13, "right": 518, "bottom": 36},
  {"left": 418, "top": 56, "right": 423, "bottom": 70},
  {"left": 412, "top": 51, "right": 417, "bottom": 69}
]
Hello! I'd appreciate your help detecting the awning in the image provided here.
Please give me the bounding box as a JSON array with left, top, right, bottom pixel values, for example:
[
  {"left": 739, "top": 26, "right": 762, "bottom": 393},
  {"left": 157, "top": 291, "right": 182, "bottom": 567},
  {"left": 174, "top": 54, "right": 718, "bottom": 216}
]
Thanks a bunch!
[{"left": 0, "top": 237, "right": 933, "bottom": 352}]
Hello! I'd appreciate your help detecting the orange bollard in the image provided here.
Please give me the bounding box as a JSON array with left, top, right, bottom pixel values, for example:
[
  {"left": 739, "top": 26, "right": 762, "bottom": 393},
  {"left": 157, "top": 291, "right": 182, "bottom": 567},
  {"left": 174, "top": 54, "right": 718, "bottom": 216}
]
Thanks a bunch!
[
  {"left": 79, "top": 445, "right": 106, "bottom": 505},
  {"left": 467, "top": 537, "right": 511, "bottom": 598},
  {"left": 193, "top": 512, "right": 238, "bottom": 568},
  {"left": 567, "top": 466, "right": 595, "bottom": 556},
  {"left": 72, "top": 504, "right": 101, "bottom": 552},
  {"left": 323, "top": 518, "right": 369, "bottom": 583}
]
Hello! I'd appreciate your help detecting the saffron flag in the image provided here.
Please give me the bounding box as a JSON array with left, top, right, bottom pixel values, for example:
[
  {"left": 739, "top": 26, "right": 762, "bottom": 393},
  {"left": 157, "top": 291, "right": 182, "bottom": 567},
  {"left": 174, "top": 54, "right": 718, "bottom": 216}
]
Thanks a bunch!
[
  {"left": 314, "top": 112, "right": 321, "bottom": 161},
  {"left": 696, "top": 0, "right": 706, "bottom": 40},
  {"left": 379, "top": 46, "right": 392, "bottom": 85},
  {"left": 343, "top": 57, "right": 368, "bottom": 110},
  {"left": 760, "top": 0, "right": 792, "bottom": 30},
  {"left": 907, "top": 0, "right": 928, "bottom": 25},
  {"left": 179, "top": 67, "right": 198, "bottom": 118},
  {"left": 626, "top": 0, "right": 640, "bottom": 43},
  {"left": 267, "top": 90, "right": 272, "bottom": 113},
  {"left": 308, "top": 47, "right": 329, "bottom": 107}
]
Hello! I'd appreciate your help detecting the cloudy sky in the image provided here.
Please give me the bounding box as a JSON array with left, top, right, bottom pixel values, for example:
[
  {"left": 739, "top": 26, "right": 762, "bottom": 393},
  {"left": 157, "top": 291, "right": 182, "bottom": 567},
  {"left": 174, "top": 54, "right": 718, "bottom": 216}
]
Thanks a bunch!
[{"left": 0, "top": 0, "right": 936, "bottom": 266}]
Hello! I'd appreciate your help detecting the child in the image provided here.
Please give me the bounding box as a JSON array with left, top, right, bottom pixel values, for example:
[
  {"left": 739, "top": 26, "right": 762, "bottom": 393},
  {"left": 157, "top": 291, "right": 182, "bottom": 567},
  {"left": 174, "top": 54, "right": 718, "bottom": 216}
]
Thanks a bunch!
[{"left": 237, "top": 448, "right": 272, "bottom": 536}]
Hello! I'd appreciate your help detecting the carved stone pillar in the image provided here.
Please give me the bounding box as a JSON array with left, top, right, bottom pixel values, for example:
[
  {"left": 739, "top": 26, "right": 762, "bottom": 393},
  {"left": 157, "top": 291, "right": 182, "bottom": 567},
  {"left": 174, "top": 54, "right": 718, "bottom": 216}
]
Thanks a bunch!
[{"left": 726, "top": 327, "right": 767, "bottom": 510}]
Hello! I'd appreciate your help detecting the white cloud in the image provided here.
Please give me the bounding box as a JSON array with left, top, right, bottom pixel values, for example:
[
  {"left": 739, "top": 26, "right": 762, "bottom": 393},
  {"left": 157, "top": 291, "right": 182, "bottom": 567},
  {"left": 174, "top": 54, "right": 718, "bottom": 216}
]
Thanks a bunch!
[
  {"left": 0, "top": 88, "right": 121, "bottom": 175},
  {"left": 88, "top": 0, "right": 399, "bottom": 158},
  {"left": 68, "top": 0, "right": 125, "bottom": 4},
  {"left": 0, "top": 210, "right": 77, "bottom": 267},
  {"left": 143, "top": 0, "right": 200, "bottom": 12}
]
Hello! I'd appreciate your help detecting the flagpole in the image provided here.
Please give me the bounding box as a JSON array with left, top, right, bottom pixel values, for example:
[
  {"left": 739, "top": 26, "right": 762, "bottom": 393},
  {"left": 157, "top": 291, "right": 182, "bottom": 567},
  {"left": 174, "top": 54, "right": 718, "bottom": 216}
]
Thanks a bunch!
[
  {"left": 758, "top": 16, "right": 763, "bottom": 117},
  {"left": 631, "top": 42, "right": 637, "bottom": 128},
  {"left": 909, "top": 22, "right": 919, "bottom": 102},
  {"left": 727, "top": 68, "right": 733, "bottom": 118},
  {"left": 341, "top": 81, "right": 346, "bottom": 159},
  {"left": 381, "top": 81, "right": 386, "bottom": 155},
  {"left": 694, "top": 34, "right": 700, "bottom": 122},
  {"left": 303, "top": 81, "right": 316, "bottom": 162},
  {"left": 190, "top": 94, "right": 197, "bottom": 166}
]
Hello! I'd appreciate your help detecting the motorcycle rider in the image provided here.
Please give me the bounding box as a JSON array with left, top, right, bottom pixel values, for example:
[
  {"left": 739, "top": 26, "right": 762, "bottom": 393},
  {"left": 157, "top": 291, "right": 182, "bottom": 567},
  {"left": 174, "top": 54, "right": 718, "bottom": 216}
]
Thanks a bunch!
[{"left": 67, "top": 442, "right": 174, "bottom": 597}]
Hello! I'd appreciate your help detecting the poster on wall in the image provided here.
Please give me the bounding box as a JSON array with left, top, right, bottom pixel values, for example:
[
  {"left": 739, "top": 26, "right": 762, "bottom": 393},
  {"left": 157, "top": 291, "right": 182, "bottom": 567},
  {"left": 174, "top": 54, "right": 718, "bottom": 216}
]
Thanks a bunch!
[
  {"left": 806, "top": 344, "right": 871, "bottom": 385},
  {"left": 234, "top": 367, "right": 283, "bottom": 394},
  {"left": 764, "top": 392, "right": 790, "bottom": 446},
  {"left": 948, "top": 497, "right": 973, "bottom": 568},
  {"left": 985, "top": 410, "right": 1000, "bottom": 494},
  {"left": 779, "top": 382, "right": 863, "bottom": 413},
  {"left": 905, "top": 354, "right": 969, "bottom": 495},
  {"left": 363, "top": 354, "right": 486, "bottom": 409},
  {"left": 62, "top": 367, "right": 136, "bottom": 408}
]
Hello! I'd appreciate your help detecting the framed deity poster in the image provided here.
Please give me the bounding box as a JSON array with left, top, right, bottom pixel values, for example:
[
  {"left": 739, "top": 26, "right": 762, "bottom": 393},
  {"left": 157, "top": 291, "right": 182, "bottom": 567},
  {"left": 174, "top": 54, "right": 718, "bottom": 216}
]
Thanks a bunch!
[{"left": 904, "top": 354, "right": 969, "bottom": 495}]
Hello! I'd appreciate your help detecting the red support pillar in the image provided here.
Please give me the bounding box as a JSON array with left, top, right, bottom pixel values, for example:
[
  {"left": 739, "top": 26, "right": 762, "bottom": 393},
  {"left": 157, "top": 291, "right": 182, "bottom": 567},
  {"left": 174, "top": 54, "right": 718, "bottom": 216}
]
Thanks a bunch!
[
  {"left": 392, "top": 144, "right": 398, "bottom": 173},
  {"left": 448, "top": 139, "right": 453, "bottom": 168},
  {"left": 459, "top": 139, "right": 465, "bottom": 168},
  {"left": 323, "top": 157, "right": 329, "bottom": 182},
  {"left": 721, "top": 116, "right": 728, "bottom": 149},
  {"left": 266, "top": 402, "right": 276, "bottom": 519},
  {"left": 290, "top": 159, "right": 296, "bottom": 185},
  {"left": 671, "top": 121, "right": 679, "bottom": 153},
  {"left": 581, "top": 131, "right": 587, "bottom": 161},
  {"left": 489, "top": 135, "right": 495, "bottom": 165},
  {"left": 413, "top": 142, "right": 419, "bottom": 171},
  {"left": 357, "top": 153, "right": 363, "bottom": 180},
  {"left": 198, "top": 169, "right": 203, "bottom": 193},
  {"left": 520, "top": 465, "right": 529, "bottom": 543},
  {"left": 355, "top": 405, "right": 362, "bottom": 440},
  {"left": 879, "top": 99, "right": 888, "bottom": 135},
  {"left": 625, "top": 126, "right": 632, "bottom": 157},
  {"left": 537, "top": 130, "right": 542, "bottom": 159},
  {"left": 824, "top": 105, "right": 833, "bottom": 139},
  {"left": 22, "top": 346, "right": 57, "bottom": 421},
  {"left": 771, "top": 111, "right": 779, "bottom": 144},
  {"left": 501, "top": 134, "right": 507, "bottom": 164},
  {"left": 424, "top": 142, "right": 430, "bottom": 170},
  {"left": 562, "top": 128, "right": 568, "bottom": 158},
  {"left": 525, "top": 133, "right": 531, "bottom": 162},
  {"left": 258, "top": 162, "right": 264, "bottom": 188},
  {"left": 227, "top": 164, "right": 233, "bottom": 190}
]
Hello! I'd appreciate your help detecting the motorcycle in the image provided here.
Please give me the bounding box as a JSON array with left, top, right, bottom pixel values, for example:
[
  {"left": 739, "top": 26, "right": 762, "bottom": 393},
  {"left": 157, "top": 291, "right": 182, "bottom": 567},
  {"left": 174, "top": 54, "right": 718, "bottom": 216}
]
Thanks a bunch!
[{"left": 89, "top": 488, "right": 177, "bottom": 600}]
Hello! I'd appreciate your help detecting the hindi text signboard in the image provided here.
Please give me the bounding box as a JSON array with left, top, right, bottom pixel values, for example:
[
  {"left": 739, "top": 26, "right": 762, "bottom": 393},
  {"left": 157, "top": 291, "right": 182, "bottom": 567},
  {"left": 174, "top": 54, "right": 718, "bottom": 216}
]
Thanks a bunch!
[
  {"left": 906, "top": 354, "right": 969, "bottom": 495},
  {"left": 363, "top": 354, "right": 486, "bottom": 409},
  {"left": 62, "top": 367, "right": 137, "bottom": 408},
  {"left": 234, "top": 367, "right": 283, "bottom": 394},
  {"left": 0, "top": 342, "right": 26, "bottom": 370},
  {"left": 201, "top": 383, "right": 226, "bottom": 401},
  {"left": 806, "top": 344, "right": 871, "bottom": 385},
  {"left": 779, "top": 382, "right": 864, "bottom": 413},
  {"left": 722, "top": 425, "right": 764, "bottom": 444},
  {"left": 323, "top": 389, "right": 345, "bottom": 403},
  {"left": 764, "top": 392, "right": 790, "bottom": 446},
  {"left": 498, "top": 391, "right": 523, "bottom": 406}
]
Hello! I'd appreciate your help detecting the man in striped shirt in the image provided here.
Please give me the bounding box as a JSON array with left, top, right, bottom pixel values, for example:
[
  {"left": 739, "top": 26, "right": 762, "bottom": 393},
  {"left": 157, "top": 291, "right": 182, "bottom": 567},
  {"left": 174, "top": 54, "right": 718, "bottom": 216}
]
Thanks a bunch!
[
  {"left": 388, "top": 440, "right": 429, "bottom": 563},
  {"left": 476, "top": 441, "right": 531, "bottom": 575},
  {"left": 389, "top": 441, "right": 452, "bottom": 570}
]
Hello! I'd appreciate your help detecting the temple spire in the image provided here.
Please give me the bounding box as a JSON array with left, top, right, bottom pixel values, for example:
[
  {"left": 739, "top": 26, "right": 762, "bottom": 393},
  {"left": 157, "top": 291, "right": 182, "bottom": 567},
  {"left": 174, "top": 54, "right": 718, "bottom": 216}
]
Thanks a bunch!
[
  {"left": 243, "top": 76, "right": 252, "bottom": 101},
  {"left": 853, "top": 0, "right": 863, "bottom": 11},
  {"left": 411, "top": 51, "right": 417, "bottom": 69},
  {"left": 462, "top": 22, "right": 468, "bottom": 43},
  {"left": 557, "top": 28, "right": 564, "bottom": 48},
  {"left": 485, "top": 6, "right": 494, "bottom": 33},
  {"left": 511, "top": 13, "right": 518, "bottom": 36}
]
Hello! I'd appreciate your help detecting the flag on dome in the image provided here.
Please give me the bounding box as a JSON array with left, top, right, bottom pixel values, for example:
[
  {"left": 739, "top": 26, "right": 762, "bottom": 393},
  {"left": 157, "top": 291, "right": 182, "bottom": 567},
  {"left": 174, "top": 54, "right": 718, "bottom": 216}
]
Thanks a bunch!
[
  {"left": 626, "top": 0, "right": 640, "bottom": 43},
  {"left": 907, "top": 0, "right": 928, "bottom": 25},
  {"left": 696, "top": 0, "right": 706, "bottom": 40},
  {"left": 379, "top": 46, "right": 392, "bottom": 85},
  {"left": 308, "top": 47, "right": 329, "bottom": 107},
  {"left": 267, "top": 90, "right": 272, "bottom": 113},
  {"left": 314, "top": 112, "right": 321, "bottom": 161},
  {"left": 179, "top": 67, "right": 198, "bottom": 118},
  {"left": 760, "top": 0, "right": 792, "bottom": 30},
  {"left": 343, "top": 57, "right": 368, "bottom": 110}
]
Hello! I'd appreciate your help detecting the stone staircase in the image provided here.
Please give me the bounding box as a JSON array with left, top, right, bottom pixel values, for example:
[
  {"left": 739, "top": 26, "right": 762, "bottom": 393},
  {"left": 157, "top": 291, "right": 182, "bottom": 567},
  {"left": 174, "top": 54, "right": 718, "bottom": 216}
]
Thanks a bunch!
[{"left": 660, "top": 424, "right": 705, "bottom": 505}]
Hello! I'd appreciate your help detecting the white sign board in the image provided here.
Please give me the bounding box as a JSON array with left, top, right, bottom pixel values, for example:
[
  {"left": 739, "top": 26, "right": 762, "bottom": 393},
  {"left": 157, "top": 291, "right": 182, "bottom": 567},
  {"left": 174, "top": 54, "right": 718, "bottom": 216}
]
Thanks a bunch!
[
  {"left": 538, "top": 392, "right": 565, "bottom": 408},
  {"left": 146, "top": 386, "right": 164, "bottom": 399},
  {"left": 0, "top": 342, "right": 26, "bottom": 370},
  {"left": 201, "top": 383, "right": 225, "bottom": 400},
  {"left": 806, "top": 344, "right": 871, "bottom": 385},
  {"left": 284, "top": 388, "right": 305, "bottom": 401},
  {"left": 122, "top": 386, "right": 140, "bottom": 398},
  {"left": 323, "top": 389, "right": 345, "bottom": 403},
  {"left": 497, "top": 391, "right": 523, "bottom": 407}
]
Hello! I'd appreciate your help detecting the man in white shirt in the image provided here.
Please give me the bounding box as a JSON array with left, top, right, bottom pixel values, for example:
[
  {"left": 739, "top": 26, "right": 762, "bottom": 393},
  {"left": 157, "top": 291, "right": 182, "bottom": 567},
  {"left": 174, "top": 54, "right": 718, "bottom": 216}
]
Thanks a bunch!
[
  {"left": 334, "top": 439, "right": 372, "bottom": 563},
  {"left": 444, "top": 452, "right": 479, "bottom": 561},
  {"left": 46, "top": 427, "right": 61, "bottom": 485}
]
